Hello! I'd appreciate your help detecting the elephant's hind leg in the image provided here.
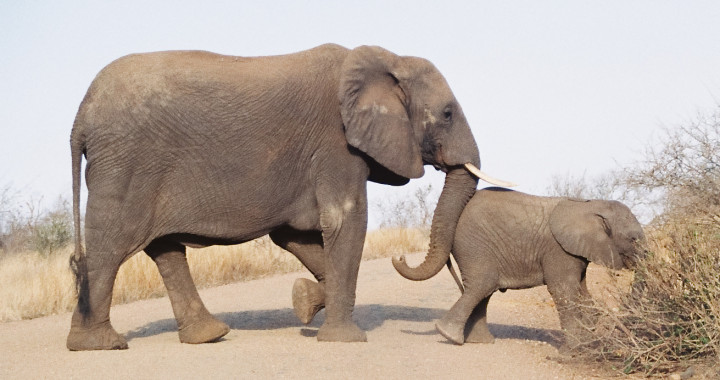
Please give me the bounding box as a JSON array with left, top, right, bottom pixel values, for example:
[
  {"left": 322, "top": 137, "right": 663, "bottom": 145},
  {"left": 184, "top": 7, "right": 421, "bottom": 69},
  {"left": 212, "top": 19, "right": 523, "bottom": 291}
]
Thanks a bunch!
[
  {"left": 270, "top": 227, "right": 326, "bottom": 324},
  {"left": 436, "top": 273, "right": 498, "bottom": 345},
  {"left": 464, "top": 294, "right": 495, "bottom": 343},
  {"left": 144, "top": 239, "right": 229, "bottom": 344},
  {"left": 67, "top": 249, "right": 128, "bottom": 350}
]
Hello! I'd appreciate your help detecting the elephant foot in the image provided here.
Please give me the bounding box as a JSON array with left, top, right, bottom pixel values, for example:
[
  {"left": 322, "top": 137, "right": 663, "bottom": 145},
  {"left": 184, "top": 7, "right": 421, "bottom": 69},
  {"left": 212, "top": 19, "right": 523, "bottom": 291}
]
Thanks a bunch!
[
  {"left": 292, "top": 278, "right": 325, "bottom": 324},
  {"left": 436, "top": 318, "right": 465, "bottom": 345},
  {"left": 178, "top": 316, "right": 230, "bottom": 344},
  {"left": 465, "top": 326, "right": 495, "bottom": 344},
  {"left": 67, "top": 321, "right": 128, "bottom": 351},
  {"left": 317, "top": 321, "right": 367, "bottom": 342}
]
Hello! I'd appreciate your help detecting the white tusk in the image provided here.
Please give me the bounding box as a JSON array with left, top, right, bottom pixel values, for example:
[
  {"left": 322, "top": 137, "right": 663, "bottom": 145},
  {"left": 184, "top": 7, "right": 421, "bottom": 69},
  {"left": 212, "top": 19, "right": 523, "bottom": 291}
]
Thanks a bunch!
[{"left": 464, "top": 163, "right": 517, "bottom": 187}]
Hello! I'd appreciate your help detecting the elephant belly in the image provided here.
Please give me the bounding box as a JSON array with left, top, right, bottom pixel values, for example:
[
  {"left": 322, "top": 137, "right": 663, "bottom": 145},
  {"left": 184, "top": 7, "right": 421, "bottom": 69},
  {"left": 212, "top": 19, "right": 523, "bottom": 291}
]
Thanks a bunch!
[
  {"left": 169, "top": 232, "right": 267, "bottom": 249},
  {"left": 497, "top": 271, "right": 545, "bottom": 290},
  {"left": 494, "top": 244, "right": 547, "bottom": 290},
  {"left": 191, "top": 197, "right": 321, "bottom": 237}
]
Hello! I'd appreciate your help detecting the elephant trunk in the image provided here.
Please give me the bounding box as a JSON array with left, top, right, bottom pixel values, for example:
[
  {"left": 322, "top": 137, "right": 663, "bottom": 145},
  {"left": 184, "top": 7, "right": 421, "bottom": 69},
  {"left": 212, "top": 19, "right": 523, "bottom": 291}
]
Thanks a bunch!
[{"left": 392, "top": 167, "right": 478, "bottom": 280}]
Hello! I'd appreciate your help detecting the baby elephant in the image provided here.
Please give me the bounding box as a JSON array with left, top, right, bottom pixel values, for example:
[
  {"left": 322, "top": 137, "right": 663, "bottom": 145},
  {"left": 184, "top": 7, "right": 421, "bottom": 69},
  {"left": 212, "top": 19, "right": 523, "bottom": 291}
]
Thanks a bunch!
[{"left": 394, "top": 187, "right": 645, "bottom": 346}]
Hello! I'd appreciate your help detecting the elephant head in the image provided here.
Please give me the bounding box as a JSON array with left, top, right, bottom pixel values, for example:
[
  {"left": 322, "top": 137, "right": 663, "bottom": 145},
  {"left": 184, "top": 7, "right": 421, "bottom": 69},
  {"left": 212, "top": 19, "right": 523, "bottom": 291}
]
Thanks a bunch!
[
  {"left": 338, "top": 46, "right": 512, "bottom": 281},
  {"left": 549, "top": 199, "right": 646, "bottom": 269}
]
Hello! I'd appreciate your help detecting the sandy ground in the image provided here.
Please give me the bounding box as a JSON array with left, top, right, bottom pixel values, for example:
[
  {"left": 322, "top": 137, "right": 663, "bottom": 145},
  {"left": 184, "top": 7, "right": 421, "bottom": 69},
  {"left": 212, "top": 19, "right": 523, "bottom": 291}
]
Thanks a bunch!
[{"left": 0, "top": 254, "right": 626, "bottom": 379}]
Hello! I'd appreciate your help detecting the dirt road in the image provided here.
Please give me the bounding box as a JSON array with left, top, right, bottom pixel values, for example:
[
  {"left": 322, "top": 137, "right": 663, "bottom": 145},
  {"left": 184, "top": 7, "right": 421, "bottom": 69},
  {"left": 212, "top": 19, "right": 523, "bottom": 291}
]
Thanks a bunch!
[{"left": 0, "top": 254, "right": 615, "bottom": 379}]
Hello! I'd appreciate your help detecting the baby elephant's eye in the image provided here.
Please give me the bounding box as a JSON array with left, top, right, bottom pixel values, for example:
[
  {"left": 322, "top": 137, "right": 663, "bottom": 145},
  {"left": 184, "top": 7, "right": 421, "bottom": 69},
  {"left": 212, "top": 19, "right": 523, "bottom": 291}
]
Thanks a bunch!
[{"left": 443, "top": 107, "right": 453, "bottom": 122}]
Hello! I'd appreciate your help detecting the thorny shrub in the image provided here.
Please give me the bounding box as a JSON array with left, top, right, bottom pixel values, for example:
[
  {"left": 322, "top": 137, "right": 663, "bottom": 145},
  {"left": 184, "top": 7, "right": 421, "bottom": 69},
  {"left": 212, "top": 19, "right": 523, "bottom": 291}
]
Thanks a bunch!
[
  {"left": 574, "top": 222, "right": 720, "bottom": 375},
  {"left": 569, "top": 109, "right": 720, "bottom": 376},
  {"left": 0, "top": 192, "right": 73, "bottom": 256}
]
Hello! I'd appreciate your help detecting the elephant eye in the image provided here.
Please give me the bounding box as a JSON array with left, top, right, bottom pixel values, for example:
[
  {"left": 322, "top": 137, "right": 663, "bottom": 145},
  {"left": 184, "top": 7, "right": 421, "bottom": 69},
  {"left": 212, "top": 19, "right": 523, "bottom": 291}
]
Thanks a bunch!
[{"left": 443, "top": 107, "right": 453, "bottom": 122}]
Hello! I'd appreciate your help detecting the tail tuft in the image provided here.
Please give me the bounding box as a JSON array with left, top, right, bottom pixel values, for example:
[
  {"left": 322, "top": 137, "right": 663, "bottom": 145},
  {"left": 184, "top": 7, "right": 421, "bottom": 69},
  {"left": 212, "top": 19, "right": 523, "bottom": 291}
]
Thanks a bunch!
[{"left": 69, "top": 252, "right": 90, "bottom": 316}]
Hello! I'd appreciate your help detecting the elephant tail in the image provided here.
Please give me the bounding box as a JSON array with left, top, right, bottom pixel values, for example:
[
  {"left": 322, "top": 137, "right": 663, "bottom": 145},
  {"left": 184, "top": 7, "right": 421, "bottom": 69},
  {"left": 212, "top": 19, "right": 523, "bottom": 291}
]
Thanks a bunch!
[
  {"left": 446, "top": 258, "right": 464, "bottom": 294},
  {"left": 69, "top": 126, "right": 89, "bottom": 316}
]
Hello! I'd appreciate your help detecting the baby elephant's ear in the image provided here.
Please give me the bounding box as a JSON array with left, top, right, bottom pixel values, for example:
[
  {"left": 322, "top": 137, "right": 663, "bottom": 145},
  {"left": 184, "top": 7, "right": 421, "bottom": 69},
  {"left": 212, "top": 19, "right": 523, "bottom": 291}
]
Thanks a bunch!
[{"left": 550, "top": 199, "right": 625, "bottom": 269}]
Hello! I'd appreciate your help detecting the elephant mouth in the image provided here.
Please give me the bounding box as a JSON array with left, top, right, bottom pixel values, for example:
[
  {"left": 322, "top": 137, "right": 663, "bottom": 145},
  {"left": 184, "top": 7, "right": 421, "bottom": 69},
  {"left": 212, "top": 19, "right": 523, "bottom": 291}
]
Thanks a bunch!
[{"left": 621, "top": 251, "right": 642, "bottom": 269}]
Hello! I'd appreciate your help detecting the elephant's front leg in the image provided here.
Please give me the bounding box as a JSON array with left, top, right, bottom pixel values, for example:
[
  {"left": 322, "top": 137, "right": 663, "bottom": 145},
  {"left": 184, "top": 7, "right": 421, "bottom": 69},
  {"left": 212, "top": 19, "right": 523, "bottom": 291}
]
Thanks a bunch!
[
  {"left": 315, "top": 195, "right": 368, "bottom": 342},
  {"left": 546, "top": 280, "right": 590, "bottom": 351},
  {"left": 269, "top": 227, "right": 326, "bottom": 324},
  {"left": 577, "top": 267, "right": 599, "bottom": 327},
  {"left": 144, "top": 240, "right": 230, "bottom": 344}
]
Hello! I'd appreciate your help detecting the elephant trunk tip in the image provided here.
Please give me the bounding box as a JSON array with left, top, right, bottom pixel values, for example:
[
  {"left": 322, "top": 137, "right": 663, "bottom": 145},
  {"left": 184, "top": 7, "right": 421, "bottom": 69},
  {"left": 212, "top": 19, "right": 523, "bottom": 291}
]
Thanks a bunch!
[
  {"left": 392, "top": 255, "right": 418, "bottom": 280},
  {"left": 391, "top": 255, "right": 407, "bottom": 271},
  {"left": 392, "top": 254, "right": 442, "bottom": 281}
]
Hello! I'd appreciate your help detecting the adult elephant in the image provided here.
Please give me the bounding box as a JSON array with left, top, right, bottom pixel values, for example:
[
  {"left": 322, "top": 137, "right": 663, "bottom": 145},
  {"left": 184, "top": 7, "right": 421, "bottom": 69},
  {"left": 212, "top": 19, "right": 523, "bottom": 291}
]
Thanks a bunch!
[{"left": 67, "top": 44, "right": 508, "bottom": 351}]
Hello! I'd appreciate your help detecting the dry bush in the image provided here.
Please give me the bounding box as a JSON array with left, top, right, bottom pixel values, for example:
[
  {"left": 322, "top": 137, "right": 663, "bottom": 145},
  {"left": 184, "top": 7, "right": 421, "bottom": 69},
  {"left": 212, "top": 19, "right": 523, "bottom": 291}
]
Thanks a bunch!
[
  {"left": 0, "top": 192, "right": 73, "bottom": 257},
  {"left": 0, "top": 228, "right": 427, "bottom": 322},
  {"left": 624, "top": 110, "right": 720, "bottom": 224},
  {"left": 373, "top": 184, "right": 437, "bottom": 230},
  {"left": 546, "top": 171, "right": 623, "bottom": 201},
  {"left": 574, "top": 222, "right": 720, "bottom": 375},
  {"left": 569, "top": 108, "right": 720, "bottom": 375}
]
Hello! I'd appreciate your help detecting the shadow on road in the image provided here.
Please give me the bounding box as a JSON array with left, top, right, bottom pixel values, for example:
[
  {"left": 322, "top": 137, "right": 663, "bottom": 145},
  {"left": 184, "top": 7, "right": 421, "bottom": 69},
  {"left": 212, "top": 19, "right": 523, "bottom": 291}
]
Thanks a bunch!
[
  {"left": 400, "top": 323, "right": 562, "bottom": 347},
  {"left": 489, "top": 323, "right": 562, "bottom": 347},
  {"left": 124, "top": 304, "right": 442, "bottom": 342},
  {"left": 124, "top": 304, "right": 561, "bottom": 347}
]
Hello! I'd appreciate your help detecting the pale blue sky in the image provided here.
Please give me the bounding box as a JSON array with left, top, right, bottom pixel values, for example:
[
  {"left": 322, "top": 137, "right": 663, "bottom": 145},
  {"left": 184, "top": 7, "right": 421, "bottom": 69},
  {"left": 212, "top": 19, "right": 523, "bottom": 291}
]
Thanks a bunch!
[{"left": 1, "top": 1, "right": 719, "bottom": 226}]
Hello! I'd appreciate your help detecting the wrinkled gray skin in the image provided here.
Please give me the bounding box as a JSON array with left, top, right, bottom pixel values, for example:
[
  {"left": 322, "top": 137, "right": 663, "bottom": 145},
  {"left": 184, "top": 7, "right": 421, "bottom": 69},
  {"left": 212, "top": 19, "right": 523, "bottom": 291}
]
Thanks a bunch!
[
  {"left": 67, "top": 44, "right": 483, "bottom": 350},
  {"left": 395, "top": 187, "right": 645, "bottom": 347}
]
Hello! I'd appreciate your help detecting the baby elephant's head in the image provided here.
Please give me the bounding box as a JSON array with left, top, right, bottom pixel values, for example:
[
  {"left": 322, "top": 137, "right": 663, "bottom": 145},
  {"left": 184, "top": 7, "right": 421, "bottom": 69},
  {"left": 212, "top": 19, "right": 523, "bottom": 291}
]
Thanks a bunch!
[{"left": 550, "top": 199, "right": 645, "bottom": 270}]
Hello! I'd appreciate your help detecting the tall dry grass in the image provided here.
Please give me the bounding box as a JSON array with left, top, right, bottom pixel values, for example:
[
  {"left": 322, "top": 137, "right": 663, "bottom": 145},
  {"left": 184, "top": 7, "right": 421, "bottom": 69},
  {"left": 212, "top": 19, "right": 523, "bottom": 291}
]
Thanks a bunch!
[
  {"left": 362, "top": 227, "right": 429, "bottom": 260},
  {"left": 111, "top": 237, "right": 305, "bottom": 306},
  {"left": 0, "top": 246, "right": 76, "bottom": 321},
  {"left": 0, "top": 227, "right": 429, "bottom": 322}
]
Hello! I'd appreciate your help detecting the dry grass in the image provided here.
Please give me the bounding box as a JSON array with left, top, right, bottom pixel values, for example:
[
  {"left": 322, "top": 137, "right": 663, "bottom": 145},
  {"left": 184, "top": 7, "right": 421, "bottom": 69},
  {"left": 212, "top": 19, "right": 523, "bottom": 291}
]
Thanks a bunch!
[
  {"left": 0, "top": 246, "right": 76, "bottom": 321},
  {"left": 111, "top": 237, "right": 305, "bottom": 306},
  {"left": 362, "top": 227, "right": 429, "bottom": 260},
  {"left": 0, "top": 228, "right": 428, "bottom": 322}
]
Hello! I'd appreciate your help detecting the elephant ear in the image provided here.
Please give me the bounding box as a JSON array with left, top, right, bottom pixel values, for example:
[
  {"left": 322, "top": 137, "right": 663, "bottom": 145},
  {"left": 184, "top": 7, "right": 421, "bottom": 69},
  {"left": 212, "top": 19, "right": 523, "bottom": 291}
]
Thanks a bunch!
[
  {"left": 339, "top": 46, "right": 424, "bottom": 179},
  {"left": 549, "top": 199, "right": 625, "bottom": 269}
]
